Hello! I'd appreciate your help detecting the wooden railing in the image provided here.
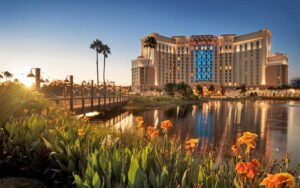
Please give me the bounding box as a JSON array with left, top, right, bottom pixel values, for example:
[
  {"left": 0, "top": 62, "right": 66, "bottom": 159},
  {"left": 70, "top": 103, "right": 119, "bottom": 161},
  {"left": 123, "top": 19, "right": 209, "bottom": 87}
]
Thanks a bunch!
[{"left": 48, "top": 95, "right": 129, "bottom": 114}]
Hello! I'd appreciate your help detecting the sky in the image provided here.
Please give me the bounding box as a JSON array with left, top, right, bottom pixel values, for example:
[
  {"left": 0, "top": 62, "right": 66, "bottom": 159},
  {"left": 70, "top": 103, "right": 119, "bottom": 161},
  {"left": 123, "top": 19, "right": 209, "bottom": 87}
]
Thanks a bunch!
[{"left": 0, "top": 0, "right": 299, "bottom": 85}]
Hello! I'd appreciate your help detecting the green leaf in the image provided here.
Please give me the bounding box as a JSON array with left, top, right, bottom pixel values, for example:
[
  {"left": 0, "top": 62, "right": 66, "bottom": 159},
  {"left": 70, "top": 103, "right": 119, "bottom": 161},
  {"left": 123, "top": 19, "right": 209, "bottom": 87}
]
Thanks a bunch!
[
  {"left": 160, "top": 166, "right": 169, "bottom": 187},
  {"left": 74, "top": 174, "right": 83, "bottom": 187},
  {"left": 86, "top": 165, "right": 94, "bottom": 182},
  {"left": 92, "top": 173, "right": 101, "bottom": 188},
  {"left": 41, "top": 136, "right": 54, "bottom": 150},
  {"left": 149, "top": 168, "right": 157, "bottom": 188},
  {"left": 181, "top": 169, "right": 189, "bottom": 188},
  {"left": 128, "top": 155, "right": 144, "bottom": 188},
  {"left": 198, "top": 166, "right": 204, "bottom": 183}
]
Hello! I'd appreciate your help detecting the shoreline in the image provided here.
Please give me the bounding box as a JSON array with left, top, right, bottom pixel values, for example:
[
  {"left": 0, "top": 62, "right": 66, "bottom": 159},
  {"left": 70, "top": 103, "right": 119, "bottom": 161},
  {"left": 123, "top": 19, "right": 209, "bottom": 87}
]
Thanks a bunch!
[
  {"left": 124, "top": 95, "right": 300, "bottom": 110},
  {"left": 124, "top": 96, "right": 200, "bottom": 110},
  {"left": 200, "top": 96, "right": 300, "bottom": 101}
]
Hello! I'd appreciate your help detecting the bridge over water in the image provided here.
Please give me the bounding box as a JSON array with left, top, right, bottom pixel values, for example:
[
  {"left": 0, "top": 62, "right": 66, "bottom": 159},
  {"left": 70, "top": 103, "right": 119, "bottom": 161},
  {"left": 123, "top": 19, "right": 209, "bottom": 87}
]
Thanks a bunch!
[{"left": 48, "top": 95, "right": 129, "bottom": 115}]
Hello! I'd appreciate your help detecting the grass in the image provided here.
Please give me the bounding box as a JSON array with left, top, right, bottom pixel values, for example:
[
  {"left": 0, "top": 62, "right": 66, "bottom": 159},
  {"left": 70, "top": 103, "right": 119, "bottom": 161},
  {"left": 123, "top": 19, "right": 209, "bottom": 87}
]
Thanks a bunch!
[
  {"left": 0, "top": 82, "right": 299, "bottom": 187},
  {"left": 126, "top": 95, "right": 199, "bottom": 109},
  {"left": 201, "top": 95, "right": 300, "bottom": 101}
]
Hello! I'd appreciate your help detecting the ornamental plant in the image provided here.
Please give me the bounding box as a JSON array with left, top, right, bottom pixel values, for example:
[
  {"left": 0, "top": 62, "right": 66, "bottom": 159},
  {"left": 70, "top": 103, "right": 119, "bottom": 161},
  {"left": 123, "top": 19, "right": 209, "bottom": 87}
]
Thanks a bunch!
[{"left": 0, "top": 84, "right": 299, "bottom": 187}]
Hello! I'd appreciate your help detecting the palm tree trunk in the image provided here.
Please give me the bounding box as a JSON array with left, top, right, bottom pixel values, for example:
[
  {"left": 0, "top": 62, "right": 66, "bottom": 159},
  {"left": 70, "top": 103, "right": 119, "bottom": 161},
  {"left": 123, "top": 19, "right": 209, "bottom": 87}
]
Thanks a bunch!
[
  {"left": 146, "top": 48, "right": 151, "bottom": 91},
  {"left": 96, "top": 51, "right": 99, "bottom": 87},
  {"left": 103, "top": 56, "right": 106, "bottom": 110}
]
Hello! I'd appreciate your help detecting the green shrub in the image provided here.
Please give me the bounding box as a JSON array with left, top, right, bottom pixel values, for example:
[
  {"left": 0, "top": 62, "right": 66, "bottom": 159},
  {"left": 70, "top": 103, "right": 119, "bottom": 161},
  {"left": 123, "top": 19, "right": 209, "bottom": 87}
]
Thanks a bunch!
[{"left": 1, "top": 84, "right": 299, "bottom": 187}]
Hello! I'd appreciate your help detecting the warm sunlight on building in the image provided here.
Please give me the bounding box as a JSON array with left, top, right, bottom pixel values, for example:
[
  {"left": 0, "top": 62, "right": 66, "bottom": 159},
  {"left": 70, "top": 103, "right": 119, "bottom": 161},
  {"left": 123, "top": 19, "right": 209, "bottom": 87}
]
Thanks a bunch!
[{"left": 131, "top": 29, "right": 289, "bottom": 93}]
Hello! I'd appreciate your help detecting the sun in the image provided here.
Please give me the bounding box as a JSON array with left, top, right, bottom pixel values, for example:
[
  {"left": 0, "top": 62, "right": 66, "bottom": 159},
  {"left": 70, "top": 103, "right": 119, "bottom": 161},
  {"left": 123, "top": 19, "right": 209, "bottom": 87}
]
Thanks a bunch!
[{"left": 21, "top": 77, "right": 35, "bottom": 88}]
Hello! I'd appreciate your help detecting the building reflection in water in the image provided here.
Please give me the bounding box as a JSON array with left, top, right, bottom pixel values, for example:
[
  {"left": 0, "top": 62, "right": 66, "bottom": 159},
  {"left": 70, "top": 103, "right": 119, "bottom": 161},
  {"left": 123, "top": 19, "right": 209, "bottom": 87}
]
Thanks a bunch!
[{"left": 99, "top": 100, "right": 300, "bottom": 164}]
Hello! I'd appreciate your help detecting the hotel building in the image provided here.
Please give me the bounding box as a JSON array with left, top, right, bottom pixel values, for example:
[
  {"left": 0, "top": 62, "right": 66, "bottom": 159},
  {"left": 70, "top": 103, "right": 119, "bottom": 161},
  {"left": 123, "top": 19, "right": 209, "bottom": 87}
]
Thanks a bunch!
[{"left": 131, "top": 29, "right": 288, "bottom": 92}]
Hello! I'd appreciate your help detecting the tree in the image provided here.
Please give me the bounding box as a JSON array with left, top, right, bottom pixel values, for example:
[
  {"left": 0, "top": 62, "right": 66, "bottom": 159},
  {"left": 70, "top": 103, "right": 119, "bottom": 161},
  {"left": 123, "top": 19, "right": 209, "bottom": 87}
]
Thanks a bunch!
[
  {"left": 90, "top": 39, "right": 103, "bottom": 87},
  {"left": 220, "top": 85, "right": 226, "bottom": 96},
  {"left": 208, "top": 84, "right": 215, "bottom": 92},
  {"left": 164, "top": 83, "right": 176, "bottom": 96},
  {"left": 143, "top": 36, "right": 157, "bottom": 90},
  {"left": 195, "top": 84, "right": 203, "bottom": 96},
  {"left": 290, "top": 77, "right": 300, "bottom": 88},
  {"left": 236, "top": 85, "right": 247, "bottom": 93},
  {"left": 175, "top": 82, "right": 193, "bottom": 97},
  {"left": 175, "top": 82, "right": 188, "bottom": 96},
  {"left": 101, "top": 44, "right": 111, "bottom": 87},
  {"left": 3, "top": 71, "right": 13, "bottom": 82},
  {"left": 101, "top": 44, "right": 111, "bottom": 110},
  {"left": 240, "top": 85, "right": 247, "bottom": 93}
]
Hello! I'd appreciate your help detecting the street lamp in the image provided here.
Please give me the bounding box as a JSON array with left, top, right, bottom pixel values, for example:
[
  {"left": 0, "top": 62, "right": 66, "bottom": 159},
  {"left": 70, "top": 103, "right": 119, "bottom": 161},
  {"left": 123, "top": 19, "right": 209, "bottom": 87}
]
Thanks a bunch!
[
  {"left": 27, "top": 70, "right": 35, "bottom": 78},
  {"left": 64, "top": 75, "right": 74, "bottom": 111}
]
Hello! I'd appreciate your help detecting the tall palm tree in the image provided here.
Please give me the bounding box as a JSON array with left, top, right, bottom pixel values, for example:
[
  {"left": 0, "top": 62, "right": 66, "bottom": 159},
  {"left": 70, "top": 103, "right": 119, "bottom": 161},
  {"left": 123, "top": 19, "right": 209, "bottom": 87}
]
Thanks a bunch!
[
  {"left": 90, "top": 39, "right": 103, "bottom": 87},
  {"left": 143, "top": 36, "right": 157, "bottom": 90},
  {"left": 101, "top": 44, "right": 111, "bottom": 110}
]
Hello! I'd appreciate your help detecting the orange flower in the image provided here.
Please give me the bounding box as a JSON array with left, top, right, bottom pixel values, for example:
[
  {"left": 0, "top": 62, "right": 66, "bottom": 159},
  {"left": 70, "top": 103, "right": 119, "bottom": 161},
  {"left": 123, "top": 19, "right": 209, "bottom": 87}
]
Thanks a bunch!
[
  {"left": 231, "top": 144, "right": 240, "bottom": 156},
  {"left": 82, "top": 116, "right": 89, "bottom": 123},
  {"left": 135, "top": 116, "right": 144, "bottom": 125},
  {"left": 78, "top": 128, "right": 85, "bottom": 136},
  {"left": 236, "top": 162, "right": 248, "bottom": 174},
  {"left": 235, "top": 159, "right": 260, "bottom": 179},
  {"left": 160, "top": 120, "right": 172, "bottom": 132},
  {"left": 246, "top": 159, "right": 260, "bottom": 179},
  {"left": 147, "top": 127, "right": 159, "bottom": 139},
  {"left": 260, "top": 173, "right": 295, "bottom": 188},
  {"left": 185, "top": 138, "right": 198, "bottom": 151},
  {"left": 23, "top": 108, "right": 29, "bottom": 114},
  {"left": 238, "top": 132, "right": 258, "bottom": 154}
]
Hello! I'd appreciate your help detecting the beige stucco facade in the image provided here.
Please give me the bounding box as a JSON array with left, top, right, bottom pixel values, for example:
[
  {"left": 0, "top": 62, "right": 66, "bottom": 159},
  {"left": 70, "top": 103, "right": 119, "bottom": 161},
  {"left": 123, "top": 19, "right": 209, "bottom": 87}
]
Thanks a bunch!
[
  {"left": 265, "top": 53, "right": 288, "bottom": 85},
  {"left": 131, "top": 29, "right": 288, "bottom": 92}
]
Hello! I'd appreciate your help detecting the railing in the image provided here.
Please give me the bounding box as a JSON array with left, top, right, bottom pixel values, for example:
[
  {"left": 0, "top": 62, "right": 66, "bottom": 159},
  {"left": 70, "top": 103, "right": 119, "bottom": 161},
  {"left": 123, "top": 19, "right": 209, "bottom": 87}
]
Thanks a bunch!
[{"left": 48, "top": 95, "right": 129, "bottom": 114}]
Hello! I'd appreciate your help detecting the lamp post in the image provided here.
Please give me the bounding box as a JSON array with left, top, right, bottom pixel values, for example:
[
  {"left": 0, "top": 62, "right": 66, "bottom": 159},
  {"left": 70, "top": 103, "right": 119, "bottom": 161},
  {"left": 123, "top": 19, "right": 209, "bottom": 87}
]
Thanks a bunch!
[
  {"left": 64, "top": 75, "right": 74, "bottom": 111},
  {"left": 27, "top": 68, "right": 41, "bottom": 90},
  {"left": 90, "top": 80, "right": 94, "bottom": 111},
  {"left": 81, "top": 81, "right": 86, "bottom": 113}
]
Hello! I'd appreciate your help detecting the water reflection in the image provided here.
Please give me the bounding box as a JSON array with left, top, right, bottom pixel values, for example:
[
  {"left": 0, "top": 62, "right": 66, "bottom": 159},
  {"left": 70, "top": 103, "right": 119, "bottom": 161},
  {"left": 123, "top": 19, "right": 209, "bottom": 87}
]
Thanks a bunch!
[{"left": 100, "top": 100, "right": 300, "bottom": 164}]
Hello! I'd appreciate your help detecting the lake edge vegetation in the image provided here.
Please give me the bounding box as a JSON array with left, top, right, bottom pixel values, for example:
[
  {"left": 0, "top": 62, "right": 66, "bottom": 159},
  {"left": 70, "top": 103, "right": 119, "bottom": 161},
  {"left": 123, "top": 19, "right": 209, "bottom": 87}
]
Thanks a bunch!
[{"left": 0, "top": 82, "right": 299, "bottom": 187}]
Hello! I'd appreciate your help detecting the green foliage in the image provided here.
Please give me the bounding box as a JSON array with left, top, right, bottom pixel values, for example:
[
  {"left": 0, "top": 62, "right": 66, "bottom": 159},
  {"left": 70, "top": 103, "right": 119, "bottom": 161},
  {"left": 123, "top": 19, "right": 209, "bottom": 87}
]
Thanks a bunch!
[
  {"left": 1, "top": 84, "right": 299, "bottom": 187},
  {"left": 164, "top": 83, "right": 176, "bottom": 96},
  {"left": 290, "top": 77, "right": 300, "bottom": 88},
  {"left": 195, "top": 85, "right": 203, "bottom": 97},
  {"left": 220, "top": 85, "right": 226, "bottom": 96},
  {"left": 164, "top": 82, "right": 194, "bottom": 98},
  {"left": 236, "top": 85, "right": 247, "bottom": 93},
  {"left": 208, "top": 84, "right": 215, "bottom": 92},
  {"left": 143, "top": 36, "right": 157, "bottom": 51},
  {"left": 0, "top": 82, "right": 48, "bottom": 127}
]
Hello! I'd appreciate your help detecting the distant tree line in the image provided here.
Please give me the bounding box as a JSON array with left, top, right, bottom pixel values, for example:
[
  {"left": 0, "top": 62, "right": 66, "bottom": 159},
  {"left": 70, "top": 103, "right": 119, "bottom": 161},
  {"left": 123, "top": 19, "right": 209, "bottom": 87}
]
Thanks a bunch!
[{"left": 164, "top": 82, "right": 194, "bottom": 97}]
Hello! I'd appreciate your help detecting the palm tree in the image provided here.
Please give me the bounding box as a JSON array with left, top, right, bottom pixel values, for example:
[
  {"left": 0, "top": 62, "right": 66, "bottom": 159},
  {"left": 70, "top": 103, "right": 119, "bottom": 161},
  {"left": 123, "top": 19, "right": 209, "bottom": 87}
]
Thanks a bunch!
[
  {"left": 101, "top": 44, "right": 111, "bottom": 88},
  {"left": 3, "top": 71, "right": 13, "bottom": 82},
  {"left": 90, "top": 39, "right": 103, "bottom": 87},
  {"left": 143, "top": 36, "right": 157, "bottom": 90},
  {"left": 101, "top": 44, "right": 111, "bottom": 110}
]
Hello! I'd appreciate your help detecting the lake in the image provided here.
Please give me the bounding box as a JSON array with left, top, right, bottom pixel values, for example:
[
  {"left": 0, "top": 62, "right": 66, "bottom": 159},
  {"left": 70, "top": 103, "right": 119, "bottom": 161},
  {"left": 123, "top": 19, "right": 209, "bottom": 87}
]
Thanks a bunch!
[{"left": 99, "top": 100, "right": 300, "bottom": 165}]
